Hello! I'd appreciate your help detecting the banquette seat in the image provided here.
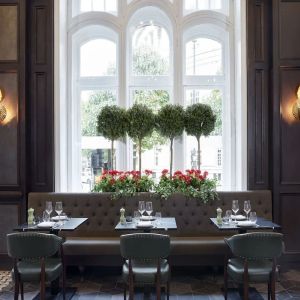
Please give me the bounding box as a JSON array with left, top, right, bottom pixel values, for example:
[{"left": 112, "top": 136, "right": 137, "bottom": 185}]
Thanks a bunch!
[{"left": 28, "top": 191, "right": 272, "bottom": 266}]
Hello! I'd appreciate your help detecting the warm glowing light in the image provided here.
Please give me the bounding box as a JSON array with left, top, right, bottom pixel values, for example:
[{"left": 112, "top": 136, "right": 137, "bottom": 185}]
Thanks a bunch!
[{"left": 292, "top": 85, "right": 300, "bottom": 120}]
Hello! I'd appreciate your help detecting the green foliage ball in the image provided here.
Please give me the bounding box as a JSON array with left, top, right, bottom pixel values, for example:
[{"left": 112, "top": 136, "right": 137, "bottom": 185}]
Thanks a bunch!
[
  {"left": 97, "top": 105, "right": 128, "bottom": 141},
  {"left": 185, "top": 103, "right": 216, "bottom": 139},
  {"left": 127, "top": 104, "right": 155, "bottom": 141},
  {"left": 156, "top": 104, "right": 185, "bottom": 139}
]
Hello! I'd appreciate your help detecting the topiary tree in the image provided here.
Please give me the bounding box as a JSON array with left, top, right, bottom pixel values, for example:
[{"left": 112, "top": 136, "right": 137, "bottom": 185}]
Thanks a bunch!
[
  {"left": 156, "top": 104, "right": 185, "bottom": 176},
  {"left": 127, "top": 103, "right": 156, "bottom": 173},
  {"left": 185, "top": 103, "right": 216, "bottom": 169},
  {"left": 97, "top": 105, "right": 128, "bottom": 170}
]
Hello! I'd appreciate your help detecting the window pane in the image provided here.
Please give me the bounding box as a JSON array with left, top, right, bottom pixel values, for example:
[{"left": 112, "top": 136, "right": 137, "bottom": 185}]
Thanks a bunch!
[
  {"left": 132, "top": 89, "right": 170, "bottom": 177},
  {"left": 186, "top": 38, "right": 222, "bottom": 76},
  {"left": 80, "top": 39, "right": 116, "bottom": 77},
  {"left": 80, "top": 0, "right": 117, "bottom": 14},
  {"left": 132, "top": 25, "right": 170, "bottom": 76},
  {"left": 184, "top": 0, "right": 223, "bottom": 12},
  {"left": 81, "top": 90, "right": 116, "bottom": 192},
  {"left": 185, "top": 89, "right": 222, "bottom": 186}
]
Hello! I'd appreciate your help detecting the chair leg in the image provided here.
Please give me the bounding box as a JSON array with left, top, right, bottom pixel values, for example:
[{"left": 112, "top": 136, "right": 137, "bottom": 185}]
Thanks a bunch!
[
  {"left": 14, "top": 274, "right": 19, "bottom": 300},
  {"left": 62, "top": 273, "right": 66, "bottom": 300},
  {"left": 167, "top": 281, "right": 170, "bottom": 300},
  {"left": 129, "top": 280, "right": 134, "bottom": 300},
  {"left": 268, "top": 281, "right": 271, "bottom": 300},
  {"left": 271, "top": 273, "right": 276, "bottom": 300},
  {"left": 224, "top": 265, "right": 228, "bottom": 300},
  {"left": 20, "top": 281, "right": 24, "bottom": 300},
  {"left": 123, "top": 283, "right": 126, "bottom": 300}
]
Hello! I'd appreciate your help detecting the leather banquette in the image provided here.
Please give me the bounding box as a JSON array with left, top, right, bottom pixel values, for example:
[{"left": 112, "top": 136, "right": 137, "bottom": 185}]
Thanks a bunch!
[{"left": 28, "top": 191, "right": 272, "bottom": 266}]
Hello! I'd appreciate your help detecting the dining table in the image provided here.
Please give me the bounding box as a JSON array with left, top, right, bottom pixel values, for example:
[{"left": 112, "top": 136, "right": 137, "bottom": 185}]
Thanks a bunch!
[{"left": 210, "top": 216, "right": 281, "bottom": 234}]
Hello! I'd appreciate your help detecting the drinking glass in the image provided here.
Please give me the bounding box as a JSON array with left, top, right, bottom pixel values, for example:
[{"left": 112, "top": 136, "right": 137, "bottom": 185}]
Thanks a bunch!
[
  {"left": 244, "top": 200, "right": 251, "bottom": 220},
  {"left": 232, "top": 200, "right": 239, "bottom": 223},
  {"left": 145, "top": 202, "right": 153, "bottom": 219},
  {"left": 155, "top": 212, "right": 162, "bottom": 226},
  {"left": 42, "top": 211, "right": 50, "bottom": 222},
  {"left": 138, "top": 201, "right": 145, "bottom": 218},
  {"left": 55, "top": 201, "right": 63, "bottom": 223},
  {"left": 45, "top": 201, "right": 53, "bottom": 216},
  {"left": 133, "top": 211, "right": 140, "bottom": 224},
  {"left": 249, "top": 211, "right": 257, "bottom": 223},
  {"left": 223, "top": 210, "right": 232, "bottom": 225}
]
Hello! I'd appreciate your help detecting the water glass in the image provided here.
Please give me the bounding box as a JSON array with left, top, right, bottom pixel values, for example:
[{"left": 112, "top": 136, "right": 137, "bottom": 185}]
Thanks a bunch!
[
  {"left": 138, "top": 201, "right": 145, "bottom": 217},
  {"left": 155, "top": 212, "right": 162, "bottom": 226},
  {"left": 223, "top": 210, "right": 232, "bottom": 225},
  {"left": 244, "top": 200, "right": 251, "bottom": 219},
  {"left": 133, "top": 211, "right": 140, "bottom": 224},
  {"left": 42, "top": 211, "right": 50, "bottom": 222},
  {"left": 249, "top": 211, "right": 257, "bottom": 223}
]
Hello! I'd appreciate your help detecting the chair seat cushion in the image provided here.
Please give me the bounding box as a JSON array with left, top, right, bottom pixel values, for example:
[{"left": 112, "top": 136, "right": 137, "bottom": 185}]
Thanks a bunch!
[
  {"left": 227, "top": 258, "right": 276, "bottom": 283},
  {"left": 15, "top": 258, "right": 62, "bottom": 282},
  {"left": 122, "top": 259, "right": 170, "bottom": 284}
]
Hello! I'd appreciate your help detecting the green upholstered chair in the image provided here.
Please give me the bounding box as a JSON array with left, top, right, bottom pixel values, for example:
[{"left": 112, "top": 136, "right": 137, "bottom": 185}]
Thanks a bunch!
[
  {"left": 224, "top": 232, "right": 283, "bottom": 300},
  {"left": 120, "top": 233, "right": 170, "bottom": 300},
  {"left": 7, "top": 232, "right": 66, "bottom": 300}
]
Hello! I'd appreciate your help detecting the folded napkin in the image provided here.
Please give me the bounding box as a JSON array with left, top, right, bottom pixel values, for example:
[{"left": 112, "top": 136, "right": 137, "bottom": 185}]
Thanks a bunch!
[
  {"left": 137, "top": 221, "right": 152, "bottom": 228},
  {"left": 37, "top": 221, "right": 55, "bottom": 228},
  {"left": 231, "top": 214, "right": 246, "bottom": 220},
  {"left": 237, "top": 221, "right": 256, "bottom": 227}
]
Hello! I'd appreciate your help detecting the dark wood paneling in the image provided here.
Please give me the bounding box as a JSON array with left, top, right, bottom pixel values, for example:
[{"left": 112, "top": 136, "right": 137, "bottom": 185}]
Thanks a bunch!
[
  {"left": 28, "top": 0, "right": 54, "bottom": 191},
  {"left": 247, "top": 0, "right": 271, "bottom": 189}
]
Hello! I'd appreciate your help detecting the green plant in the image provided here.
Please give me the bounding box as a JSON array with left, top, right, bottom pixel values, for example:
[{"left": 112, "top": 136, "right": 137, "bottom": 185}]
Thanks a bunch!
[
  {"left": 93, "top": 170, "right": 154, "bottom": 200},
  {"left": 185, "top": 103, "right": 216, "bottom": 169},
  {"left": 154, "top": 169, "right": 218, "bottom": 202},
  {"left": 127, "top": 104, "right": 156, "bottom": 173},
  {"left": 97, "top": 105, "right": 128, "bottom": 169},
  {"left": 156, "top": 104, "right": 185, "bottom": 175}
]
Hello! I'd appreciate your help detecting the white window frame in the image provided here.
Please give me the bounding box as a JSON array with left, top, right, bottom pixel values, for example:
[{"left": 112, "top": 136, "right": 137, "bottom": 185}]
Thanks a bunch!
[{"left": 55, "top": 0, "right": 247, "bottom": 192}]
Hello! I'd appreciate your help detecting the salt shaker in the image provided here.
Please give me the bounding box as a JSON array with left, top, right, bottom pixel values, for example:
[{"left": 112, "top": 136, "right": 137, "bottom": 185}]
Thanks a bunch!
[
  {"left": 28, "top": 208, "right": 35, "bottom": 225},
  {"left": 216, "top": 207, "right": 222, "bottom": 225},
  {"left": 120, "top": 207, "right": 126, "bottom": 225}
]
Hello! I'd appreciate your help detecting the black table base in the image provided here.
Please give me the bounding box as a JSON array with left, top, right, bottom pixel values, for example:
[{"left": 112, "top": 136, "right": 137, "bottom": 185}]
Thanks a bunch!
[{"left": 32, "top": 287, "right": 76, "bottom": 300}]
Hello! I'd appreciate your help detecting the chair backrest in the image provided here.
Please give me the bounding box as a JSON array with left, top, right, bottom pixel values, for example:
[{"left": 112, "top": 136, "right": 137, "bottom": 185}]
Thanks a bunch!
[
  {"left": 225, "top": 232, "right": 283, "bottom": 260},
  {"left": 120, "top": 233, "right": 170, "bottom": 260},
  {"left": 7, "top": 232, "right": 62, "bottom": 259}
]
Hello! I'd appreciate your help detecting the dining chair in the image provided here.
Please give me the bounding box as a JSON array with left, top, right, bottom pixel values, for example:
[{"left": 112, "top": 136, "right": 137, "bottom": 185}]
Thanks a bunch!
[
  {"left": 120, "top": 233, "right": 170, "bottom": 300},
  {"left": 7, "top": 232, "right": 66, "bottom": 300},
  {"left": 224, "top": 232, "right": 283, "bottom": 300}
]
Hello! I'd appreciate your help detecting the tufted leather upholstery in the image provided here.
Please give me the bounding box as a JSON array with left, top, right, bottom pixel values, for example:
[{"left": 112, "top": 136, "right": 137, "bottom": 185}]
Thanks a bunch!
[{"left": 28, "top": 191, "right": 272, "bottom": 266}]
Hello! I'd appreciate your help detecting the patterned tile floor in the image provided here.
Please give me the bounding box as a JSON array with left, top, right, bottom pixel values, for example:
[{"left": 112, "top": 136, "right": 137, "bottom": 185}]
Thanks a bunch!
[{"left": 0, "top": 266, "right": 300, "bottom": 299}]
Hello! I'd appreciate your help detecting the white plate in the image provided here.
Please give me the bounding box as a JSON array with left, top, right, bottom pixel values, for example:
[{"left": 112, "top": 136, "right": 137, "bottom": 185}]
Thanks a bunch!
[
  {"left": 37, "top": 222, "right": 55, "bottom": 228},
  {"left": 140, "top": 216, "right": 155, "bottom": 221},
  {"left": 136, "top": 221, "right": 153, "bottom": 228},
  {"left": 51, "top": 215, "right": 68, "bottom": 221},
  {"left": 237, "top": 221, "right": 256, "bottom": 227},
  {"left": 231, "top": 215, "right": 247, "bottom": 220}
]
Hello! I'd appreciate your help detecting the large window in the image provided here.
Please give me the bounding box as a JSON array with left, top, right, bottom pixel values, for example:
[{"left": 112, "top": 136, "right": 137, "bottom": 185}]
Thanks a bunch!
[{"left": 58, "top": 0, "right": 245, "bottom": 192}]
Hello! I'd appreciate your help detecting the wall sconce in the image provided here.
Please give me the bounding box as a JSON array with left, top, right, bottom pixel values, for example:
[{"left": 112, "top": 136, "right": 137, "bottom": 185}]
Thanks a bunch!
[
  {"left": 0, "top": 88, "right": 7, "bottom": 122},
  {"left": 292, "top": 85, "right": 300, "bottom": 120}
]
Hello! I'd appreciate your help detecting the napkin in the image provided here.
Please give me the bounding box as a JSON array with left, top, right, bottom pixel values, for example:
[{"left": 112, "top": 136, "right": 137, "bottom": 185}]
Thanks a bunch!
[
  {"left": 137, "top": 221, "right": 152, "bottom": 228},
  {"left": 37, "top": 221, "right": 55, "bottom": 228},
  {"left": 237, "top": 221, "right": 256, "bottom": 227}
]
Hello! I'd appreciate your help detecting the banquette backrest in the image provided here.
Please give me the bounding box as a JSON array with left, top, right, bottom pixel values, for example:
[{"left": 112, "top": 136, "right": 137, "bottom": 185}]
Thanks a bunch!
[{"left": 28, "top": 191, "right": 272, "bottom": 238}]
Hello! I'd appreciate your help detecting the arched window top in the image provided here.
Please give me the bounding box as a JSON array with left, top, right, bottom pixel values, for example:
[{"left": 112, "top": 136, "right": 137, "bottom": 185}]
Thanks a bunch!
[
  {"left": 185, "top": 37, "right": 222, "bottom": 76},
  {"left": 80, "top": 39, "right": 117, "bottom": 77},
  {"left": 184, "top": 0, "right": 229, "bottom": 16},
  {"left": 72, "top": 0, "right": 117, "bottom": 17},
  {"left": 129, "top": 6, "right": 172, "bottom": 77}
]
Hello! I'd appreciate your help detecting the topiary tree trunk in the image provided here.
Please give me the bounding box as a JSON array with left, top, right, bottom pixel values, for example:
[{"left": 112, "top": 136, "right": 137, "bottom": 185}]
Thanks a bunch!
[
  {"left": 138, "top": 138, "right": 142, "bottom": 173},
  {"left": 170, "top": 138, "right": 173, "bottom": 176},
  {"left": 111, "top": 140, "right": 115, "bottom": 170},
  {"left": 197, "top": 136, "right": 201, "bottom": 170}
]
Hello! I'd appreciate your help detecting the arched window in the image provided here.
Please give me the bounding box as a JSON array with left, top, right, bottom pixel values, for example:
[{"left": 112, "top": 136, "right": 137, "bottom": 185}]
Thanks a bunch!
[
  {"left": 57, "top": 0, "right": 245, "bottom": 192},
  {"left": 128, "top": 7, "right": 172, "bottom": 177}
]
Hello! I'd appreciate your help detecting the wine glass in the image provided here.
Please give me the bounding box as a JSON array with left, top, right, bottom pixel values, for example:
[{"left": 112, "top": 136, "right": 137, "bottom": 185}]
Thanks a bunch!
[
  {"left": 55, "top": 201, "right": 63, "bottom": 223},
  {"left": 244, "top": 200, "right": 251, "bottom": 220},
  {"left": 145, "top": 202, "right": 153, "bottom": 220},
  {"left": 45, "top": 201, "right": 53, "bottom": 216},
  {"left": 138, "top": 201, "right": 145, "bottom": 218},
  {"left": 232, "top": 200, "right": 239, "bottom": 223}
]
